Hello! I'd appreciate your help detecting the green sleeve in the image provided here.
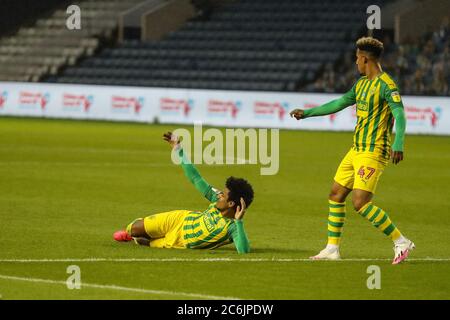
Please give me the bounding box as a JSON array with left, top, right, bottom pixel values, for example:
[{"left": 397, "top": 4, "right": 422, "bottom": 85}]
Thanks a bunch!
[
  {"left": 383, "top": 85, "right": 406, "bottom": 152},
  {"left": 303, "top": 87, "right": 356, "bottom": 118},
  {"left": 383, "top": 83, "right": 404, "bottom": 112},
  {"left": 177, "top": 147, "right": 218, "bottom": 202},
  {"left": 229, "top": 220, "right": 250, "bottom": 254},
  {"left": 391, "top": 108, "right": 406, "bottom": 152}
]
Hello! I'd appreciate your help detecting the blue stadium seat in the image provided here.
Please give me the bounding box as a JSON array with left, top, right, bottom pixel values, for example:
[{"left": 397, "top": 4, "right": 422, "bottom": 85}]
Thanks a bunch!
[{"left": 51, "top": 0, "right": 384, "bottom": 91}]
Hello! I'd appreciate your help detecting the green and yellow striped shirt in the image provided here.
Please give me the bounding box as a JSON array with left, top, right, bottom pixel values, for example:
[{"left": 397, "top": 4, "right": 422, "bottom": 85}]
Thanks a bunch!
[
  {"left": 182, "top": 202, "right": 236, "bottom": 249},
  {"left": 350, "top": 72, "right": 404, "bottom": 158}
]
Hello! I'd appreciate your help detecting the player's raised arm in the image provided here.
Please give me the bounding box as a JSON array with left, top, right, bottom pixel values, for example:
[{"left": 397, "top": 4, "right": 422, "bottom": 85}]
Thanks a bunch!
[
  {"left": 384, "top": 86, "right": 407, "bottom": 165},
  {"left": 163, "top": 132, "right": 218, "bottom": 202},
  {"left": 290, "top": 86, "right": 357, "bottom": 120},
  {"left": 230, "top": 197, "right": 250, "bottom": 254}
]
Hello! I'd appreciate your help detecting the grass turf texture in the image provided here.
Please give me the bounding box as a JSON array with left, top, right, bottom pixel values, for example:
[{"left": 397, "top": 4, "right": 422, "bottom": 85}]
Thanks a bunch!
[{"left": 0, "top": 116, "right": 449, "bottom": 299}]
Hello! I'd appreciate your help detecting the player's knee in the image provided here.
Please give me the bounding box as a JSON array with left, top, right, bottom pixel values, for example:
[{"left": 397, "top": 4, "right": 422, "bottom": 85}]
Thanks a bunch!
[
  {"left": 329, "top": 191, "right": 339, "bottom": 202},
  {"left": 329, "top": 190, "right": 346, "bottom": 203},
  {"left": 352, "top": 197, "right": 369, "bottom": 212},
  {"left": 328, "top": 183, "right": 350, "bottom": 203}
]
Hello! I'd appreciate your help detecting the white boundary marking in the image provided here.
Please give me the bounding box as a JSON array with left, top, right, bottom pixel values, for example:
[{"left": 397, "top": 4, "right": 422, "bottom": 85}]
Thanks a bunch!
[
  {"left": 0, "top": 257, "right": 449, "bottom": 263},
  {"left": 0, "top": 274, "right": 240, "bottom": 300},
  {"left": 0, "top": 160, "right": 254, "bottom": 167},
  {"left": 0, "top": 161, "right": 173, "bottom": 167}
]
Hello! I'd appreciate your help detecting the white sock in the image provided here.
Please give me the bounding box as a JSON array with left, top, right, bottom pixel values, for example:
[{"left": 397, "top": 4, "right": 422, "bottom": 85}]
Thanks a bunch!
[
  {"left": 325, "top": 244, "right": 339, "bottom": 252},
  {"left": 394, "top": 235, "right": 408, "bottom": 245}
]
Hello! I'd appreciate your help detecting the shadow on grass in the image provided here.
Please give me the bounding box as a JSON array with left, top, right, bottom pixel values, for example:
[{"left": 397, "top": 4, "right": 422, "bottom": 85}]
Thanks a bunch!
[
  {"left": 107, "top": 241, "right": 312, "bottom": 256},
  {"left": 213, "top": 247, "right": 311, "bottom": 255}
]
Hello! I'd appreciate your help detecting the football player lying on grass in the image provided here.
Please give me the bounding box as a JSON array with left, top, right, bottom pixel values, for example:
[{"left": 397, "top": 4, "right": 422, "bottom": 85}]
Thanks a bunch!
[{"left": 114, "top": 132, "right": 254, "bottom": 253}]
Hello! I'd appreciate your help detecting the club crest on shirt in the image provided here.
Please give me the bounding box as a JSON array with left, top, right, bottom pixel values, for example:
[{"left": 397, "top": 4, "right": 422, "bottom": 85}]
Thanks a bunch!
[{"left": 357, "top": 100, "right": 369, "bottom": 112}]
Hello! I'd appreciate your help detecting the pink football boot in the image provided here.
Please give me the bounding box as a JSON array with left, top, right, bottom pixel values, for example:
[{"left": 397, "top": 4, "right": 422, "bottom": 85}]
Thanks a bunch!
[{"left": 113, "top": 230, "right": 132, "bottom": 242}]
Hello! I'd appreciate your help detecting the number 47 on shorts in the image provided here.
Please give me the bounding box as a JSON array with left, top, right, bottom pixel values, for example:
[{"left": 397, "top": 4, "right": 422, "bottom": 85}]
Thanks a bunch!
[{"left": 358, "top": 166, "right": 376, "bottom": 180}]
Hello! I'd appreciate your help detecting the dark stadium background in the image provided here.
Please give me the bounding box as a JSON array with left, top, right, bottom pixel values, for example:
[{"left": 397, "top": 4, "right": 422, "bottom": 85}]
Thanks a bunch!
[
  {"left": 0, "top": 0, "right": 449, "bottom": 302},
  {"left": 0, "top": 0, "right": 448, "bottom": 95}
]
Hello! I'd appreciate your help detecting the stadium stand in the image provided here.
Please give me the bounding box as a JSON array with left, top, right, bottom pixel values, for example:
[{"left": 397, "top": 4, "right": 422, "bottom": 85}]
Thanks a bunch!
[
  {"left": 49, "top": 0, "right": 380, "bottom": 91},
  {"left": 2, "top": 0, "right": 447, "bottom": 95},
  {"left": 0, "top": 0, "right": 68, "bottom": 37},
  {"left": 304, "top": 16, "right": 449, "bottom": 96},
  {"left": 0, "top": 0, "right": 143, "bottom": 82}
]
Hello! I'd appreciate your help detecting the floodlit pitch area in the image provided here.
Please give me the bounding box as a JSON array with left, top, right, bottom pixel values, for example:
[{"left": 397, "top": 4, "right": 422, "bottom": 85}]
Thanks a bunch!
[{"left": 0, "top": 117, "right": 449, "bottom": 299}]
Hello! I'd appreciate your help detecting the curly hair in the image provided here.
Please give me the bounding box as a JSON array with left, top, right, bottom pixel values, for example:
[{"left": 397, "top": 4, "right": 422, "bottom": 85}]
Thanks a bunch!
[
  {"left": 225, "top": 176, "right": 254, "bottom": 209},
  {"left": 356, "top": 36, "right": 384, "bottom": 59}
]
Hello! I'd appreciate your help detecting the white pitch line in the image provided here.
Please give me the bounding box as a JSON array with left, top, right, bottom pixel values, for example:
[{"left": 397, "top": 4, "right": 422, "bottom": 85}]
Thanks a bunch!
[
  {"left": 0, "top": 159, "right": 254, "bottom": 167},
  {"left": 0, "top": 274, "right": 240, "bottom": 300},
  {"left": 0, "top": 257, "right": 449, "bottom": 263},
  {"left": 0, "top": 161, "right": 173, "bottom": 167}
]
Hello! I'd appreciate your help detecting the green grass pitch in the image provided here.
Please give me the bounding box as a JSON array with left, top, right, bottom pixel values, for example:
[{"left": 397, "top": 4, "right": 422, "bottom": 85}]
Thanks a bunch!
[{"left": 0, "top": 116, "right": 449, "bottom": 299}]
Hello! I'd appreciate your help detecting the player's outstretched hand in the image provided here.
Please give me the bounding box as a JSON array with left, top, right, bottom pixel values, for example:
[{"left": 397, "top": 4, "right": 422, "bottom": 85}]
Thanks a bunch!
[
  {"left": 290, "top": 109, "right": 305, "bottom": 120},
  {"left": 163, "top": 131, "right": 181, "bottom": 149},
  {"left": 391, "top": 150, "right": 404, "bottom": 165},
  {"left": 235, "top": 197, "right": 246, "bottom": 220}
]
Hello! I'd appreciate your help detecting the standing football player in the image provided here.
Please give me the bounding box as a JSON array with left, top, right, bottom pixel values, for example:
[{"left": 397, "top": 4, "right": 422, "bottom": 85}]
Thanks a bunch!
[{"left": 290, "top": 37, "right": 414, "bottom": 264}]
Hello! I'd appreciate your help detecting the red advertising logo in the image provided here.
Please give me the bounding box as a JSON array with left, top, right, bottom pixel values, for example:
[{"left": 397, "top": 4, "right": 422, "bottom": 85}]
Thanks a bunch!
[
  {"left": 207, "top": 99, "right": 240, "bottom": 118},
  {"left": 405, "top": 105, "right": 441, "bottom": 127},
  {"left": 0, "top": 91, "right": 7, "bottom": 108},
  {"left": 160, "top": 98, "right": 193, "bottom": 116},
  {"left": 111, "top": 96, "right": 143, "bottom": 114},
  {"left": 254, "top": 101, "right": 290, "bottom": 120},
  {"left": 19, "top": 91, "right": 49, "bottom": 110},
  {"left": 63, "top": 94, "right": 93, "bottom": 112}
]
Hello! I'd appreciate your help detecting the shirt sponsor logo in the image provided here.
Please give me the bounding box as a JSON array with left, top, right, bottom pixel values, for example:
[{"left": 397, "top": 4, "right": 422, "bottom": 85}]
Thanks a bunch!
[
  {"left": 357, "top": 100, "right": 369, "bottom": 112},
  {"left": 203, "top": 213, "right": 216, "bottom": 233}
]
